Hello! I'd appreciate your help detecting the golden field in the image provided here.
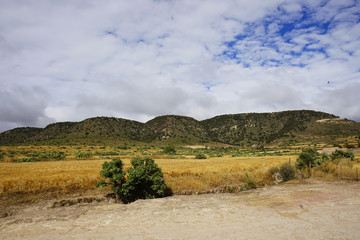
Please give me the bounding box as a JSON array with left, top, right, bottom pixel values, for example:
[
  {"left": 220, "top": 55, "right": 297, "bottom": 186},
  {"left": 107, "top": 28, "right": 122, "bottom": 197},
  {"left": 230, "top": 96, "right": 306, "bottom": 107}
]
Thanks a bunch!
[
  {"left": 1, "top": 144, "right": 359, "bottom": 206},
  {"left": 0, "top": 154, "right": 295, "bottom": 196}
]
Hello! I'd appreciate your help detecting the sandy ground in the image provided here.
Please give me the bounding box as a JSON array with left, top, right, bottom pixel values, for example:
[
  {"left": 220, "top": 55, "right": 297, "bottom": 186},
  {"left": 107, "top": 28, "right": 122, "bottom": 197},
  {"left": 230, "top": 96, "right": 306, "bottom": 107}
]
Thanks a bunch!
[{"left": 1, "top": 180, "right": 360, "bottom": 240}]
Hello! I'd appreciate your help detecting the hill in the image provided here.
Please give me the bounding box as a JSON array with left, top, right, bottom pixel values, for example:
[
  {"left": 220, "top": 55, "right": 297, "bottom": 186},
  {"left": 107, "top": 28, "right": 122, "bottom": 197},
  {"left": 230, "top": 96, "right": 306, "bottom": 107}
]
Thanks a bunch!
[
  {"left": 140, "top": 115, "right": 209, "bottom": 143},
  {"left": 201, "top": 110, "right": 345, "bottom": 145},
  {"left": 0, "top": 110, "right": 359, "bottom": 146}
]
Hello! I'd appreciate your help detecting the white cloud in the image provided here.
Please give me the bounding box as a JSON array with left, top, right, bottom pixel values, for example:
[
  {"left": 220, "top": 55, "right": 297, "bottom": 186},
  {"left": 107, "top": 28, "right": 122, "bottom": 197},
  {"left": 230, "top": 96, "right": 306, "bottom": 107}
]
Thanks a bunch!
[
  {"left": 0, "top": 86, "right": 55, "bottom": 131},
  {"left": 315, "top": 82, "right": 360, "bottom": 121},
  {"left": 0, "top": 0, "right": 359, "bottom": 132},
  {"left": 281, "top": 2, "right": 303, "bottom": 13}
]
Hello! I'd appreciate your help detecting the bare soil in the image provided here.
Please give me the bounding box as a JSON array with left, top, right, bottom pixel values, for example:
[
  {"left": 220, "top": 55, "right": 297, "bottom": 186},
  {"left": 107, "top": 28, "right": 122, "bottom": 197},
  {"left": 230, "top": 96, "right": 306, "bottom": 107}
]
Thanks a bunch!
[{"left": 1, "top": 179, "right": 360, "bottom": 240}]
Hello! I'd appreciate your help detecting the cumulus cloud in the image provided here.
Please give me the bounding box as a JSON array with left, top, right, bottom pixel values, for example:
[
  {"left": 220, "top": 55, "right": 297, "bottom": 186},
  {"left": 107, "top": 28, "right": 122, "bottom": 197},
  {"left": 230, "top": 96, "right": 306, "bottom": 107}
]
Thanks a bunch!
[
  {"left": 314, "top": 82, "right": 360, "bottom": 121},
  {"left": 0, "top": 0, "right": 359, "bottom": 132},
  {"left": 0, "top": 86, "right": 55, "bottom": 132}
]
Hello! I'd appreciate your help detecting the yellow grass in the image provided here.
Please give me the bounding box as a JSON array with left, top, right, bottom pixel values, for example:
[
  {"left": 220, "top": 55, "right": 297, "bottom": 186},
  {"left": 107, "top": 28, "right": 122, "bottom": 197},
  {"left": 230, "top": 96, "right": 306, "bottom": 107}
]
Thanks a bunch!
[
  {"left": 0, "top": 156, "right": 296, "bottom": 197},
  {"left": 161, "top": 156, "right": 296, "bottom": 192},
  {"left": 1, "top": 143, "right": 359, "bottom": 200},
  {"left": 312, "top": 158, "right": 360, "bottom": 181},
  {"left": 0, "top": 160, "right": 104, "bottom": 194}
]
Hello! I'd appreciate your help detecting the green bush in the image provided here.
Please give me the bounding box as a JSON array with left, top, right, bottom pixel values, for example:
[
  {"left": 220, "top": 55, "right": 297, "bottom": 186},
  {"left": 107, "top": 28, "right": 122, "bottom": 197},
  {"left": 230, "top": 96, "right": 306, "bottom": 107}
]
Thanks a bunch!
[
  {"left": 330, "top": 149, "right": 355, "bottom": 161},
  {"left": 195, "top": 153, "right": 207, "bottom": 159},
  {"left": 241, "top": 179, "right": 257, "bottom": 190},
  {"left": 17, "top": 157, "right": 39, "bottom": 163},
  {"left": 74, "top": 151, "right": 93, "bottom": 158},
  {"left": 296, "top": 148, "right": 317, "bottom": 169},
  {"left": 217, "top": 152, "right": 225, "bottom": 157},
  {"left": 279, "top": 162, "right": 295, "bottom": 182},
  {"left": 95, "top": 151, "right": 119, "bottom": 156},
  {"left": 117, "top": 145, "right": 131, "bottom": 150},
  {"left": 241, "top": 173, "right": 257, "bottom": 190},
  {"left": 97, "top": 157, "right": 168, "bottom": 203},
  {"left": 163, "top": 145, "right": 176, "bottom": 155},
  {"left": 7, "top": 151, "right": 15, "bottom": 158},
  {"left": 26, "top": 151, "right": 66, "bottom": 160},
  {"left": 296, "top": 148, "right": 327, "bottom": 169},
  {"left": 96, "top": 158, "right": 126, "bottom": 197}
]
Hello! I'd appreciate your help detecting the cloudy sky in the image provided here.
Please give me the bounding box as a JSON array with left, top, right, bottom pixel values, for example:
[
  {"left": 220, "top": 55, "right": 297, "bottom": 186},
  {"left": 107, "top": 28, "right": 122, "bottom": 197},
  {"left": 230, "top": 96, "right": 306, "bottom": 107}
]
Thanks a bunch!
[{"left": 0, "top": 0, "right": 359, "bottom": 132}]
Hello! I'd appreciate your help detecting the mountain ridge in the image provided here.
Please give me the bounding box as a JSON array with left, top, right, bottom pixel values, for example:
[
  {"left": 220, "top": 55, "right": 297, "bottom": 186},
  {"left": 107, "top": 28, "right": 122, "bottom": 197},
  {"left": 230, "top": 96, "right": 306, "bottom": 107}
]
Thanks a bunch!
[{"left": 1, "top": 110, "right": 359, "bottom": 146}]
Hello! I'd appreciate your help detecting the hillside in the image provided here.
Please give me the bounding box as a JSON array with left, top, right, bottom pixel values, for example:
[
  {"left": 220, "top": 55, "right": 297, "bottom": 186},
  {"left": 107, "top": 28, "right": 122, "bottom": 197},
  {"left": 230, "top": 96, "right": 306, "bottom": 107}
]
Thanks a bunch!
[
  {"left": 0, "top": 110, "right": 359, "bottom": 146},
  {"left": 140, "top": 115, "right": 209, "bottom": 143},
  {"left": 0, "top": 127, "right": 42, "bottom": 145},
  {"left": 201, "top": 110, "right": 342, "bottom": 145}
]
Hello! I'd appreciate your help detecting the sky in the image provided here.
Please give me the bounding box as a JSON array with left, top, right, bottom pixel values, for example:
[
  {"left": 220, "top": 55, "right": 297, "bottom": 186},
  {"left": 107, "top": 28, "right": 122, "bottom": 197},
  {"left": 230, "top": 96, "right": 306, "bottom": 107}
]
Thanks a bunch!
[{"left": 0, "top": 0, "right": 359, "bottom": 132}]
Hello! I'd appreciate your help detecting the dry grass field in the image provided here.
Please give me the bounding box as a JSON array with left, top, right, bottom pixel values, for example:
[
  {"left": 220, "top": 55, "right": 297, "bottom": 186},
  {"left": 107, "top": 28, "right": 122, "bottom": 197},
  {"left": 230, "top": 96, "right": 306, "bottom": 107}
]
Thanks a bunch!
[
  {"left": 162, "top": 156, "right": 296, "bottom": 192},
  {"left": 0, "top": 155, "right": 295, "bottom": 196},
  {"left": 1, "top": 144, "right": 359, "bottom": 207}
]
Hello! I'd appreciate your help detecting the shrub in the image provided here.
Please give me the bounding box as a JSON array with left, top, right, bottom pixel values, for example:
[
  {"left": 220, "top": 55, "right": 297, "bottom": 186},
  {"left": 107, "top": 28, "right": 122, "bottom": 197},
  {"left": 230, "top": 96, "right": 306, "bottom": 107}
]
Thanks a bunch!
[
  {"left": 241, "top": 173, "right": 257, "bottom": 190},
  {"left": 117, "top": 145, "right": 131, "bottom": 150},
  {"left": 267, "top": 166, "right": 280, "bottom": 181},
  {"left": 296, "top": 148, "right": 317, "bottom": 169},
  {"left": 96, "top": 158, "right": 126, "bottom": 197},
  {"left": 26, "top": 151, "right": 66, "bottom": 160},
  {"left": 279, "top": 162, "right": 295, "bottom": 182},
  {"left": 296, "top": 148, "right": 327, "bottom": 169},
  {"left": 163, "top": 145, "right": 176, "bottom": 155},
  {"left": 95, "top": 151, "right": 119, "bottom": 156},
  {"left": 195, "top": 153, "right": 207, "bottom": 159},
  {"left": 17, "top": 157, "right": 39, "bottom": 163},
  {"left": 74, "top": 151, "right": 93, "bottom": 158},
  {"left": 97, "top": 156, "right": 167, "bottom": 203},
  {"left": 216, "top": 152, "right": 224, "bottom": 157},
  {"left": 330, "top": 149, "right": 355, "bottom": 161},
  {"left": 242, "top": 179, "right": 257, "bottom": 190},
  {"left": 122, "top": 157, "right": 167, "bottom": 202},
  {"left": 7, "top": 151, "right": 15, "bottom": 158}
]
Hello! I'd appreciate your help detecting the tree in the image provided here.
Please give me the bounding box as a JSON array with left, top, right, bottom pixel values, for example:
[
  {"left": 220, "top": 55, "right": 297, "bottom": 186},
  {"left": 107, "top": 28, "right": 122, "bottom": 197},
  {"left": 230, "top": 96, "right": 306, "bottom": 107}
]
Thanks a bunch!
[
  {"left": 296, "top": 148, "right": 327, "bottom": 169},
  {"left": 97, "top": 157, "right": 168, "bottom": 203}
]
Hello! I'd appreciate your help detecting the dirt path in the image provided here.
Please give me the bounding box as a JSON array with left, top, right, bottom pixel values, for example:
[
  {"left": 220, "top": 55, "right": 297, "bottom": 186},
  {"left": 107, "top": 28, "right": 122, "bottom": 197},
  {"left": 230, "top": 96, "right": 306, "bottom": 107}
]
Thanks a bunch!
[{"left": 1, "top": 180, "right": 360, "bottom": 239}]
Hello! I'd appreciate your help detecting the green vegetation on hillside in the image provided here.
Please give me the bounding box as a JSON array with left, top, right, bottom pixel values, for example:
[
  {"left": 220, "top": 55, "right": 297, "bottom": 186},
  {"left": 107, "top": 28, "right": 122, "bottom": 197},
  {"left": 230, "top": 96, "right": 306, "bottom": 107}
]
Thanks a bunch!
[{"left": 1, "top": 110, "right": 359, "bottom": 146}]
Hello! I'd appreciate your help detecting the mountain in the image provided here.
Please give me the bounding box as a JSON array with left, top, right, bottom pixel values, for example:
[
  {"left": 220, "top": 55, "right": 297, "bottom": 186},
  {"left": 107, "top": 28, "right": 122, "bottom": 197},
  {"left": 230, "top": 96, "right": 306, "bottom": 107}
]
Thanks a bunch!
[
  {"left": 24, "top": 117, "right": 142, "bottom": 145},
  {"left": 1, "top": 110, "right": 359, "bottom": 146},
  {"left": 140, "top": 115, "right": 209, "bottom": 143},
  {"left": 201, "top": 110, "right": 342, "bottom": 145},
  {"left": 0, "top": 127, "right": 42, "bottom": 144}
]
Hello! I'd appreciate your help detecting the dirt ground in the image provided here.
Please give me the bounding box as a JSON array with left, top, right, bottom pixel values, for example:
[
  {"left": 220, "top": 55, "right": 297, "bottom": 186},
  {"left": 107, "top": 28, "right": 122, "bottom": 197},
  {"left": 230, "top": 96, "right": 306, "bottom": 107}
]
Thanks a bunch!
[{"left": 1, "top": 179, "right": 360, "bottom": 240}]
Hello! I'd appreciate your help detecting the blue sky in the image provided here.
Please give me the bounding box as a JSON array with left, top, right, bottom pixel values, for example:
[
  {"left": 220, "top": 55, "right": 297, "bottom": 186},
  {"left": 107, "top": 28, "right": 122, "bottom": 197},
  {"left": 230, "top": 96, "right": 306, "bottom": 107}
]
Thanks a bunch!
[
  {"left": 220, "top": 1, "right": 358, "bottom": 67},
  {"left": 0, "top": 0, "right": 359, "bottom": 132}
]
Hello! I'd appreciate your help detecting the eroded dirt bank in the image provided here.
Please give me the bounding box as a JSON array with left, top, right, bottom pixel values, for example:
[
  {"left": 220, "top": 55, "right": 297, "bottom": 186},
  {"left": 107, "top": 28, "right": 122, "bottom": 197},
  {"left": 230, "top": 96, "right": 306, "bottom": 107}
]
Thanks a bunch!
[{"left": 1, "top": 180, "right": 360, "bottom": 240}]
